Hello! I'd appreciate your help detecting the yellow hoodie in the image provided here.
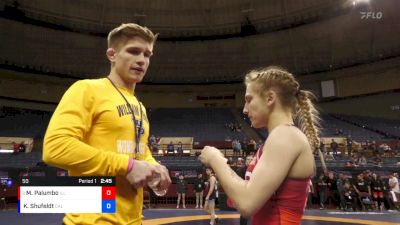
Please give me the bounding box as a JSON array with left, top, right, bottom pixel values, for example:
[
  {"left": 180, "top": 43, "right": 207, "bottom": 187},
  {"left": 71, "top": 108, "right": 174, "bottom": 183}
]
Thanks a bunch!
[{"left": 43, "top": 78, "right": 157, "bottom": 225}]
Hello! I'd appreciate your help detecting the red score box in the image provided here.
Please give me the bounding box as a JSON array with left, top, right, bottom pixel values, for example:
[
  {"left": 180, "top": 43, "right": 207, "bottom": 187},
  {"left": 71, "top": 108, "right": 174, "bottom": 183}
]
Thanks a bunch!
[{"left": 102, "top": 186, "right": 116, "bottom": 200}]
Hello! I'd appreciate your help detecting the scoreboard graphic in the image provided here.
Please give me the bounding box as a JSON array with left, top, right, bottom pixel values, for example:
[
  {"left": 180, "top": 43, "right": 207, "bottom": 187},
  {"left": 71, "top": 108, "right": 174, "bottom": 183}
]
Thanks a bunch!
[{"left": 18, "top": 177, "right": 116, "bottom": 213}]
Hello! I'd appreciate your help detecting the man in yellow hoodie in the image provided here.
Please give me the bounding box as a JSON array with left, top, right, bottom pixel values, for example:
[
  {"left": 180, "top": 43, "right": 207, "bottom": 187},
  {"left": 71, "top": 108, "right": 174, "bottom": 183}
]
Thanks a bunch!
[{"left": 43, "top": 23, "right": 171, "bottom": 225}]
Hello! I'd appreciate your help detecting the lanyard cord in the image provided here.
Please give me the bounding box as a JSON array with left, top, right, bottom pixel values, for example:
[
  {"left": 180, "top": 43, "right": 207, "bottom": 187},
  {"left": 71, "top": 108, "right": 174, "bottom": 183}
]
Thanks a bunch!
[{"left": 107, "top": 77, "right": 143, "bottom": 155}]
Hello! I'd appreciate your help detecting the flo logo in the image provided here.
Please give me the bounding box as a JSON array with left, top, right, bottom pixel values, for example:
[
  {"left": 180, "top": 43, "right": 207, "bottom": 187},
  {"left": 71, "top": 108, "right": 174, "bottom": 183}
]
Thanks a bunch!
[{"left": 360, "top": 11, "right": 383, "bottom": 19}]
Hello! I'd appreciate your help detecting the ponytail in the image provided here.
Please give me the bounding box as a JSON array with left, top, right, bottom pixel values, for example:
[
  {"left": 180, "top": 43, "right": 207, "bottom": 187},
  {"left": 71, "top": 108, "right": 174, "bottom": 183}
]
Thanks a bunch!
[{"left": 295, "top": 90, "right": 327, "bottom": 171}]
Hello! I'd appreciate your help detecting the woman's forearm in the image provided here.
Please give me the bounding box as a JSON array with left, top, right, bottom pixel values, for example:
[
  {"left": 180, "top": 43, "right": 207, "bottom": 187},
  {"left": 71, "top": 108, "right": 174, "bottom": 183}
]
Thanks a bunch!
[{"left": 210, "top": 157, "right": 250, "bottom": 214}]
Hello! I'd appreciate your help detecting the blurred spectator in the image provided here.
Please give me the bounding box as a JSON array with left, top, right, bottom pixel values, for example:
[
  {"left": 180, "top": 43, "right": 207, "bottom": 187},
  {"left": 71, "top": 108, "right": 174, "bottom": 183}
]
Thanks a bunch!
[
  {"left": 228, "top": 157, "right": 236, "bottom": 167},
  {"left": 337, "top": 173, "right": 346, "bottom": 210},
  {"left": 150, "top": 142, "right": 159, "bottom": 153},
  {"left": 326, "top": 172, "right": 339, "bottom": 208},
  {"left": 345, "top": 161, "right": 356, "bottom": 168},
  {"left": 232, "top": 139, "right": 241, "bottom": 156},
  {"left": 236, "top": 155, "right": 252, "bottom": 180},
  {"left": 256, "top": 140, "right": 263, "bottom": 150},
  {"left": 148, "top": 135, "right": 158, "bottom": 152},
  {"left": 167, "top": 141, "right": 175, "bottom": 155},
  {"left": 317, "top": 173, "right": 327, "bottom": 209},
  {"left": 330, "top": 139, "right": 338, "bottom": 157},
  {"left": 342, "top": 182, "right": 357, "bottom": 211},
  {"left": 388, "top": 173, "right": 399, "bottom": 210},
  {"left": 236, "top": 158, "right": 244, "bottom": 168},
  {"left": 12, "top": 142, "right": 19, "bottom": 155},
  {"left": 176, "top": 174, "right": 187, "bottom": 208},
  {"left": 389, "top": 173, "right": 399, "bottom": 193},
  {"left": 347, "top": 135, "right": 353, "bottom": 156},
  {"left": 358, "top": 154, "right": 367, "bottom": 166},
  {"left": 248, "top": 139, "right": 256, "bottom": 155},
  {"left": 353, "top": 174, "right": 372, "bottom": 210},
  {"left": 325, "top": 152, "right": 335, "bottom": 161},
  {"left": 307, "top": 179, "right": 314, "bottom": 209},
  {"left": 225, "top": 122, "right": 242, "bottom": 132},
  {"left": 229, "top": 123, "right": 234, "bottom": 131},
  {"left": 363, "top": 170, "right": 372, "bottom": 185},
  {"left": 241, "top": 138, "right": 248, "bottom": 157},
  {"left": 350, "top": 154, "right": 359, "bottom": 167},
  {"left": 149, "top": 134, "right": 156, "bottom": 144},
  {"left": 370, "top": 141, "right": 378, "bottom": 156},
  {"left": 334, "top": 128, "right": 344, "bottom": 135},
  {"left": 370, "top": 173, "right": 385, "bottom": 210},
  {"left": 18, "top": 142, "right": 26, "bottom": 153},
  {"left": 320, "top": 141, "right": 326, "bottom": 155},
  {"left": 194, "top": 174, "right": 205, "bottom": 209},
  {"left": 373, "top": 155, "right": 383, "bottom": 167},
  {"left": 395, "top": 143, "right": 400, "bottom": 156},
  {"left": 176, "top": 142, "right": 183, "bottom": 156},
  {"left": 384, "top": 176, "right": 397, "bottom": 210},
  {"left": 236, "top": 123, "right": 242, "bottom": 132},
  {"left": 379, "top": 143, "right": 392, "bottom": 157},
  {"left": 236, "top": 155, "right": 253, "bottom": 225}
]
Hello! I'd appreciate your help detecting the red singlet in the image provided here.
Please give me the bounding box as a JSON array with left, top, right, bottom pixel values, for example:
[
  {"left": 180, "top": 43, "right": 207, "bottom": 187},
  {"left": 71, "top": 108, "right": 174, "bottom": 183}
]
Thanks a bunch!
[{"left": 246, "top": 147, "right": 309, "bottom": 225}]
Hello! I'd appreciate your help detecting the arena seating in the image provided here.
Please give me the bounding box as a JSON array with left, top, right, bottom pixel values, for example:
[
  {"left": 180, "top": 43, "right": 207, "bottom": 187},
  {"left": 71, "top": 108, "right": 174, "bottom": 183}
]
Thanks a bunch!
[
  {"left": 0, "top": 107, "right": 51, "bottom": 138},
  {"left": 0, "top": 151, "right": 42, "bottom": 168},
  {"left": 320, "top": 115, "right": 384, "bottom": 141},
  {"left": 149, "top": 108, "right": 247, "bottom": 141},
  {"left": 333, "top": 114, "right": 400, "bottom": 138}
]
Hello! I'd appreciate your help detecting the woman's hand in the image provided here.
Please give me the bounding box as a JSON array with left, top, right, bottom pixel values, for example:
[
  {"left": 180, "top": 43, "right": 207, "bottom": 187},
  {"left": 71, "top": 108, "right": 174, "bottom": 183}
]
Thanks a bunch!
[
  {"left": 199, "top": 146, "right": 225, "bottom": 167},
  {"left": 204, "top": 198, "right": 209, "bottom": 210}
]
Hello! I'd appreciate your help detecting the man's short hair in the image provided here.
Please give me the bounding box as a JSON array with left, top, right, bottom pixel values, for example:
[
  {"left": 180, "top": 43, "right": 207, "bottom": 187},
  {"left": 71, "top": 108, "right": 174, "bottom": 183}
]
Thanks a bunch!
[{"left": 107, "top": 23, "right": 158, "bottom": 49}]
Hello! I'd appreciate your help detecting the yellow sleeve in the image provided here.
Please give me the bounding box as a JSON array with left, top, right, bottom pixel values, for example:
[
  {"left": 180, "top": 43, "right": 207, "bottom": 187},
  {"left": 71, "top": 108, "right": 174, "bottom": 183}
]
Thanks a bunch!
[
  {"left": 43, "top": 80, "right": 129, "bottom": 176},
  {"left": 144, "top": 145, "right": 158, "bottom": 165}
]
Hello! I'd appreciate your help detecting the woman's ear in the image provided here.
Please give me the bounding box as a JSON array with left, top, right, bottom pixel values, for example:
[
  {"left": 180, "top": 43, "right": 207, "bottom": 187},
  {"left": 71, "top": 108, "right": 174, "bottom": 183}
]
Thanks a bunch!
[{"left": 264, "top": 90, "right": 277, "bottom": 106}]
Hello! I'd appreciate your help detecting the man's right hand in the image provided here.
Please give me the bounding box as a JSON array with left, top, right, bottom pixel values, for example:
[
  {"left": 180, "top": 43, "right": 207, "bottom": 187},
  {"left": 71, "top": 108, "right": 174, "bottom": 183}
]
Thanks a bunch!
[
  {"left": 126, "top": 160, "right": 157, "bottom": 189},
  {"left": 153, "top": 164, "right": 171, "bottom": 191}
]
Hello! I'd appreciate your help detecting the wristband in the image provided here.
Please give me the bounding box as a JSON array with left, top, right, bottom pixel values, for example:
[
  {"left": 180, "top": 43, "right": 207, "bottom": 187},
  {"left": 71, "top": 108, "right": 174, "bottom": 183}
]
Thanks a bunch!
[{"left": 127, "top": 159, "right": 135, "bottom": 174}]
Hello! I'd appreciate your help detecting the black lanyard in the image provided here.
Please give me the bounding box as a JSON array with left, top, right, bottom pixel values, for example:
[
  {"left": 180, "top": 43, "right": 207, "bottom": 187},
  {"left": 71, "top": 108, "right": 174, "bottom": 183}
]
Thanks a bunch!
[{"left": 107, "top": 77, "right": 143, "bottom": 155}]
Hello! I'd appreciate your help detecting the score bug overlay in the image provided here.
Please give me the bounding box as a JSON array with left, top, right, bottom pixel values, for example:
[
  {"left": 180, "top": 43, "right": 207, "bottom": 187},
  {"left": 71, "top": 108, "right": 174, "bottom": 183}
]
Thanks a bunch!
[{"left": 18, "top": 177, "right": 116, "bottom": 213}]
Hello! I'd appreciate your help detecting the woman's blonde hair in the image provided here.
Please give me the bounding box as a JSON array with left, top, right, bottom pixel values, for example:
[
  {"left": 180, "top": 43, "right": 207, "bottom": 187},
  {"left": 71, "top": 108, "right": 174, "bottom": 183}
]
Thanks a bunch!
[{"left": 245, "top": 66, "right": 326, "bottom": 170}]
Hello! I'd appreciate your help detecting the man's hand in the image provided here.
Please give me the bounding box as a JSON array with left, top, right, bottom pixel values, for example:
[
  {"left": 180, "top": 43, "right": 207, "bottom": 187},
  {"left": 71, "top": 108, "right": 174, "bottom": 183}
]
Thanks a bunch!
[
  {"left": 154, "top": 164, "right": 171, "bottom": 190},
  {"left": 126, "top": 160, "right": 157, "bottom": 189}
]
